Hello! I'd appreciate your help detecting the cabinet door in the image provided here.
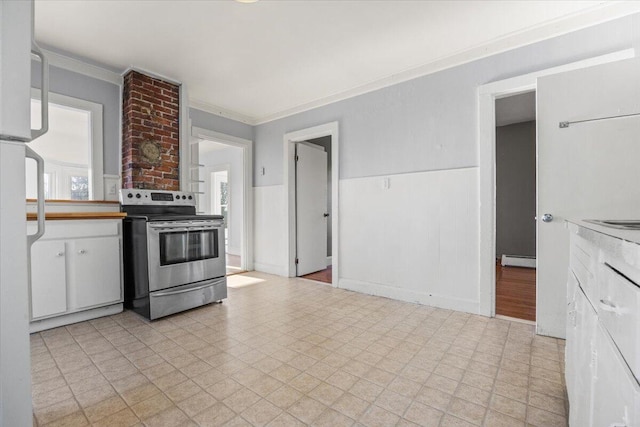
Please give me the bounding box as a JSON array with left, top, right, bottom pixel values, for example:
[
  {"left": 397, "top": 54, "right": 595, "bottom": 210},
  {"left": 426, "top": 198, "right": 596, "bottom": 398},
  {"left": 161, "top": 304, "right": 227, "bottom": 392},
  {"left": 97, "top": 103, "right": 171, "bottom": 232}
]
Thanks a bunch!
[
  {"left": 70, "top": 237, "right": 121, "bottom": 309},
  {"left": 592, "top": 323, "right": 640, "bottom": 427},
  {"left": 30, "top": 240, "right": 67, "bottom": 319},
  {"left": 569, "top": 286, "right": 597, "bottom": 427}
]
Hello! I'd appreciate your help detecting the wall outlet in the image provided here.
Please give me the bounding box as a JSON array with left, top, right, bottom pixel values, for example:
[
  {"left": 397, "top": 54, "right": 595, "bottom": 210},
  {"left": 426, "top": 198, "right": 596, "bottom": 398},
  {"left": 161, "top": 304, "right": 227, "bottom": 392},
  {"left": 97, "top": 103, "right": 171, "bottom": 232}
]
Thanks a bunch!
[{"left": 108, "top": 183, "right": 117, "bottom": 195}]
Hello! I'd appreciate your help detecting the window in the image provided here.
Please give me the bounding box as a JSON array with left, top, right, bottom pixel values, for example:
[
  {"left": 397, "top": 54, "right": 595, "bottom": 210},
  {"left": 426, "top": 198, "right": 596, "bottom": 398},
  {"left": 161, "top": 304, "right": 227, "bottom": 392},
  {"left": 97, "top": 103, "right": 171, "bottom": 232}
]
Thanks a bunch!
[{"left": 26, "top": 91, "right": 103, "bottom": 200}]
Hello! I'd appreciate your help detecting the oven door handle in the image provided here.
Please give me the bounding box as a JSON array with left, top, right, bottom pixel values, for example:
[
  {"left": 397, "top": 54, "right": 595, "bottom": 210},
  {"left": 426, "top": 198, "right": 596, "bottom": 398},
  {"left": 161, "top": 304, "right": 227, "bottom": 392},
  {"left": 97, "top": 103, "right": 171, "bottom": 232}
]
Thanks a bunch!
[
  {"left": 152, "top": 279, "right": 224, "bottom": 297},
  {"left": 149, "top": 226, "right": 220, "bottom": 233}
]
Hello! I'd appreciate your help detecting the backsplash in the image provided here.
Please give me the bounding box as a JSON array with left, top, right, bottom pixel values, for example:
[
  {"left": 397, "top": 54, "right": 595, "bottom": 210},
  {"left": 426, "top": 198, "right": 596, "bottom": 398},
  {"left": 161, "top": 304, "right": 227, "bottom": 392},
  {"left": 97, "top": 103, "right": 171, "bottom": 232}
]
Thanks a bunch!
[{"left": 122, "top": 70, "right": 180, "bottom": 190}]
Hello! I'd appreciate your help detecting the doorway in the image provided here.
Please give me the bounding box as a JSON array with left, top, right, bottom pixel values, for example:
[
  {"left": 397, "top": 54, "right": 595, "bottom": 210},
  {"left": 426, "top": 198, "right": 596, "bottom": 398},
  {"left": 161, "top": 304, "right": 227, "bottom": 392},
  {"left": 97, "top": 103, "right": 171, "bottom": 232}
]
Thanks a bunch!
[
  {"left": 191, "top": 127, "right": 254, "bottom": 275},
  {"left": 296, "top": 138, "right": 332, "bottom": 284},
  {"left": 477, "top": 49, "right": 634, "bottom": 337},
  {"left": 494, "top": 91, "right": 536, "bottom": 322},
  {"left": 283, "top": 122, "right": 340, "bottom": 287}
]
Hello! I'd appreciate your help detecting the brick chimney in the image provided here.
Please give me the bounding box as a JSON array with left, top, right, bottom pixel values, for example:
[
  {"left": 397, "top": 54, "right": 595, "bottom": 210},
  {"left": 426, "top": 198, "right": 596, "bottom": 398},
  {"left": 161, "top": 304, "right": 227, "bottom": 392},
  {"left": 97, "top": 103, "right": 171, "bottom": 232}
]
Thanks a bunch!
[{"left": 122, "top": 70, "right": 180, "bottom": 190}]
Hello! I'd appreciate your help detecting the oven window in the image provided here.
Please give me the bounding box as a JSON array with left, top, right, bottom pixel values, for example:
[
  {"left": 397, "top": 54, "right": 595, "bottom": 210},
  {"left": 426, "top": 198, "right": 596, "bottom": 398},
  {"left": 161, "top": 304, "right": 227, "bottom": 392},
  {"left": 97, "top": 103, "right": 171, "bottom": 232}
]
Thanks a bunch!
[{"left": 159, "top": 229, "right": 219, "bottom": 266}]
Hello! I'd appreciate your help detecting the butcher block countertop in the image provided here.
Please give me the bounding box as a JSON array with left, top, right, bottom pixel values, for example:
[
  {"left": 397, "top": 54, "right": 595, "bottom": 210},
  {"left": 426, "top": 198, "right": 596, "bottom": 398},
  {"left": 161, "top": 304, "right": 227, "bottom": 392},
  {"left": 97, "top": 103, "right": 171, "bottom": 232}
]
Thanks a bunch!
[{"left": 27, "top": 212, "right": 127, "bottom": 221}]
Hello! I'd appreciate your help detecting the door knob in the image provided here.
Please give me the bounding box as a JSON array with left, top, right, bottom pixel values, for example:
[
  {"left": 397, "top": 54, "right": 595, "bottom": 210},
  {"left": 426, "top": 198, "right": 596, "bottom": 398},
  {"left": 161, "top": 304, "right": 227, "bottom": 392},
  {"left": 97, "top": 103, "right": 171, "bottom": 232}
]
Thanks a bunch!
[
  {"left": 323, "top": 213, "right": 330, "bottom": 218},
  {"left": 542, "top": 213, "right": 554, "bottom": 223}
]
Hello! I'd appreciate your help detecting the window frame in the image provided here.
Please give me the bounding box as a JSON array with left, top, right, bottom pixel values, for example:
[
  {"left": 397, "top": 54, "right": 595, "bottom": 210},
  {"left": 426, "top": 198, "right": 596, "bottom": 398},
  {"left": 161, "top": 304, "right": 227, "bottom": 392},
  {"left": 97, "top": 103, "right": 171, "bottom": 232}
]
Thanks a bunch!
[{"left": 30, "top": 89, "right": 104, "bottom": 200}]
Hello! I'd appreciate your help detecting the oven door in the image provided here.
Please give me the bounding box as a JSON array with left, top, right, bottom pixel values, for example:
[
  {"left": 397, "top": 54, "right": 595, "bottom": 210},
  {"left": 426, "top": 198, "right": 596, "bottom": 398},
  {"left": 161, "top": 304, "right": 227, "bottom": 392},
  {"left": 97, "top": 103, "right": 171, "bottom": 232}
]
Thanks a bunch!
[{"left": 146, "top": 220, "right": 225, "bottom": 291}]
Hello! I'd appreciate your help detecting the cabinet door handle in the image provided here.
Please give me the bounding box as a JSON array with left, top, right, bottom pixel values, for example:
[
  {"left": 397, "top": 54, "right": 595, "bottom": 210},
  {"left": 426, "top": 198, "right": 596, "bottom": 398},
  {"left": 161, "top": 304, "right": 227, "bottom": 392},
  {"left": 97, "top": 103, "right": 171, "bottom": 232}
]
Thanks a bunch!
[
  {"left": 78, "top": 249, "right": 86, "bottom": 255},
  {"left": 56, "top": 252, "right": 64, "bottom": 257}
]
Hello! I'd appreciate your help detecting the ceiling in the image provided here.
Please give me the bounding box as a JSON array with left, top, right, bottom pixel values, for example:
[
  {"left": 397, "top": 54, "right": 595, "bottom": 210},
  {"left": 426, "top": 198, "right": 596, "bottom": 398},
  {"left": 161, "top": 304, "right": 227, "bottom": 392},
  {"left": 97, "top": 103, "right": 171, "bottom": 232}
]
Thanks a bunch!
[
  {"left": 35, "top": 1, "right": 639, "bottom": 125},
  {"left": 496, "top": 91, "right": 536, "bottom": 127}
]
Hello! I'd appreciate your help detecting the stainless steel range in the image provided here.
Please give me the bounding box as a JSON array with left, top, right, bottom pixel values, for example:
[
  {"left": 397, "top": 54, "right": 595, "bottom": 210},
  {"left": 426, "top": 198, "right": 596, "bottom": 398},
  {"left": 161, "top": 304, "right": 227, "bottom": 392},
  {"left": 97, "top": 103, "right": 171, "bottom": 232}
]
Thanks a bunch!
[{"left": 120, "top": 189, "right": 227, "bottom": 320}]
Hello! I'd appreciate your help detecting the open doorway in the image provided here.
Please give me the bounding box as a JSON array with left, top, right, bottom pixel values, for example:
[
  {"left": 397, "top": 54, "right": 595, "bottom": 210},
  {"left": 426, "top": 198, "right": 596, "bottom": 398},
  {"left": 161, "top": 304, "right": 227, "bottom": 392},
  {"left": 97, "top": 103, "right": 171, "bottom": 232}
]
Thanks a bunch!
[
  {"left": 494, "top": 91, "right": 536, "bottom": 322},
  {"left": 198, "top": 140, "right": 245, "bottom": 275},
  {"left": 283, "top": 122, "right": 339, "bottom": 287},
  {"left": 296, "top": 137, "right": 332, "bottom": 284}
]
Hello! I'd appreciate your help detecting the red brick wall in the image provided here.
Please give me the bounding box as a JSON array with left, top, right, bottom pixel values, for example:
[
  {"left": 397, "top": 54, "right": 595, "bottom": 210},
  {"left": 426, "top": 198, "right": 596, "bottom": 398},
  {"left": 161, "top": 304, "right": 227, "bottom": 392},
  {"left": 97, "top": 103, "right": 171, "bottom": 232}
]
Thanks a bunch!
[{"left": 122, "top": 70, "right": 180, "bottom": 190}]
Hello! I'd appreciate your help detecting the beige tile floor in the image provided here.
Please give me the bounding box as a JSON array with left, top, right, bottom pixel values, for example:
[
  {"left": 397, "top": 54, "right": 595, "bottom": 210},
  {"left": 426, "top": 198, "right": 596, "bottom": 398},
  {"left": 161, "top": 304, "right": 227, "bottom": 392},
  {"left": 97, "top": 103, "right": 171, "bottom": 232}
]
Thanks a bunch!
[{"left": 30, "top": 272, "right": 568, "bottom": 427}]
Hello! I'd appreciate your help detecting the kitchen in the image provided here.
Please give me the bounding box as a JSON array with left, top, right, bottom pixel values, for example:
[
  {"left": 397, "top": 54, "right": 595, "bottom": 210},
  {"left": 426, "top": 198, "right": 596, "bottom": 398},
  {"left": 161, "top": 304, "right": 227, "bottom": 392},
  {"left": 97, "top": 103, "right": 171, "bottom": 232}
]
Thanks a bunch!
[{"left": 3, "top": 1, "right": 640, "bottom": 426}]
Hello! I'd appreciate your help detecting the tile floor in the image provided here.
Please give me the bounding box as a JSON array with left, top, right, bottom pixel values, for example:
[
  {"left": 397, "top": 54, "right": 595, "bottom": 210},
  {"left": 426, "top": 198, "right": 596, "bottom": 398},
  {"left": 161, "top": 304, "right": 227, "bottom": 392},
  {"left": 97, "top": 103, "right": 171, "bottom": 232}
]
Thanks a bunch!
[{"left": 30, "top": 272, "right": 568, "bottom": 427}]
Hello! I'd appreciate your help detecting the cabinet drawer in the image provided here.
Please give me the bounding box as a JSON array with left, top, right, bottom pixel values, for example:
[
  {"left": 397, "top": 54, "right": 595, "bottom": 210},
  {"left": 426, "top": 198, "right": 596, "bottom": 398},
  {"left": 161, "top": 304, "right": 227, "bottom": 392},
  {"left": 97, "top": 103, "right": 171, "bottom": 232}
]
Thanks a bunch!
[
  {"left": 27, "top": 220, "right": 120, "bottom": 240},
  {"left": 598, "top": 262, "right": 640, "bottom": 382}
]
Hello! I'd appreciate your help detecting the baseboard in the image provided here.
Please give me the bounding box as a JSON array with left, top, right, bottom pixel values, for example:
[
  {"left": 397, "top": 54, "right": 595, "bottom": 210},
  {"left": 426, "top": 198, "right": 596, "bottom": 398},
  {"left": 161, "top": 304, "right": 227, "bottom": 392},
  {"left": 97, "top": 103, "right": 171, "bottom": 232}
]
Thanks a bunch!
[
  {"left": 338, "top": 278, "right": 480, "bottom": 314},
  {"left": 30, "top": 303, "right": 123, "bottom": 333},
  {"left": 227, "top": 246, "right": 241, "bottom": 256},
  {"left": 253, "top": 262, "right": 288, "bottom": 277},
  {"left": 501, "top": 254, "right": 536, "bottom": 268},
  {"left": 326, "top": 256, "right": 332, "bottom": 267}
]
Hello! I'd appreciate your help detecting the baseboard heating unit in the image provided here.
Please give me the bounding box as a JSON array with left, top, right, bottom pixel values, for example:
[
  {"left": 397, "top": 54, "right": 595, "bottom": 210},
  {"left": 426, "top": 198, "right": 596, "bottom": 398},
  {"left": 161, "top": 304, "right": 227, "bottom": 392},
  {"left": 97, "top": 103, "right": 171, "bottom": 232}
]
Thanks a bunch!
[{"left": 501, "top": 254, "right": 536, "bottom": 268}]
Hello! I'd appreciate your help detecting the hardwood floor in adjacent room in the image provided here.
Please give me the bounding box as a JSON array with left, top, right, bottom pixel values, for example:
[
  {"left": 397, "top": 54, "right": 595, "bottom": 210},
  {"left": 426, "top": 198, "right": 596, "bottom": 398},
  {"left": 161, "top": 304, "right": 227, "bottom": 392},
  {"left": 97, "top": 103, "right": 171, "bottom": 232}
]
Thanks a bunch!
[
  {"left": 300, "top": 265, "right": 332, "bottom": 284},
  {"left": 496, "top": 262, "right": 536, "bottom": 322}
]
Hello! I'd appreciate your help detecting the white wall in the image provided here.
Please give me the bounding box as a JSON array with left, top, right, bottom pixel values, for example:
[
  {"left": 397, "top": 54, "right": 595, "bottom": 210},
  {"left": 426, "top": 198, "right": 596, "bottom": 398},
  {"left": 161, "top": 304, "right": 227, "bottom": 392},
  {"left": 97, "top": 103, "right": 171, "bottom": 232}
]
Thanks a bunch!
[
  {"left": 340, "top": 168, "right": 479, "bottom": 312},
  {"left": 253, "top": 185, "right": 287, "bottom": 276},
  {"left": 251, "top": 14, "right": 640, "bottom": 319},
  {"left": 200, "top": 145, "right": 244, "bottom": 256}
]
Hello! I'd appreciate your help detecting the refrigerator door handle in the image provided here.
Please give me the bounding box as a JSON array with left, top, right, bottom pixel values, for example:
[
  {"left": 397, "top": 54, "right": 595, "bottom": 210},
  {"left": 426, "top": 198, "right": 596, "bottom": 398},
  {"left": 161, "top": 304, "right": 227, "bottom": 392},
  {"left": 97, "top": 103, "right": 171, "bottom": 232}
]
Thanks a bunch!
[
  {"left": 25, "top": 146, "right": 45, "bottom": 247},
  {"left": 30, "top": 41, "right": 48, "bottom": 140}
]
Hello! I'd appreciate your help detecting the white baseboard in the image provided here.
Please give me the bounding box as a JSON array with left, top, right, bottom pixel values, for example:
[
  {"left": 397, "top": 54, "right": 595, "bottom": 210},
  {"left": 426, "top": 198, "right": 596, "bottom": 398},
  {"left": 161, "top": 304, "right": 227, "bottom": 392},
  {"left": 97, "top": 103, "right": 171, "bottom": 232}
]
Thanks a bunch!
[
  {"left": 338, "top": 278, "right": 480, "bottom": 315},
  {"left": 326, "top": 256, "right": 332, "bottom": 266},
  {"left": 501, "top": 255, "right": 536, "bottom": 268},
  {"left": 227, "top": 246, "right": 241, "bottom": 256},
  {"left": 253, "top": 262, "right": 288, "bottom": 277},
  {"left": 30, "top": 303, "right": 123, "bottom": 333}
]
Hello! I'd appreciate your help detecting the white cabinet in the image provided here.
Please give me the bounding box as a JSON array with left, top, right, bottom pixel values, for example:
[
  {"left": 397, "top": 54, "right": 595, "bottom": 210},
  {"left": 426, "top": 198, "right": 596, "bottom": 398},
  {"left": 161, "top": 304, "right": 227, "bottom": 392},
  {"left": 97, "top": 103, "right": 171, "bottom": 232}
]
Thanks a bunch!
[
  {"left": 70, "top": 236, "right": 121, "bottom": 309},
  {"left": 28, "top": 219, "right": 123, "bottom": 331},
  {"left": 567, "top": 222, "right": 640, "bottom": 427},
  {"left": 30, "top": 240, "right": 67, "bottom": 318},
  {"left": 592, "top": 322, "right": 640, "bottom": 427}
]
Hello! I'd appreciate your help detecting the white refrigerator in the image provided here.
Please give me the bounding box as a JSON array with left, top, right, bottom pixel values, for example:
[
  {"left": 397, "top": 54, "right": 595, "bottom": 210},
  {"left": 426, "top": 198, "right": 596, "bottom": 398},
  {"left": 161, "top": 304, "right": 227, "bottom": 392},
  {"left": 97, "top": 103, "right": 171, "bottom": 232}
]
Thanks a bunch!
[{"left": 0, "top": 0, "right": 49, "bottom": 425}]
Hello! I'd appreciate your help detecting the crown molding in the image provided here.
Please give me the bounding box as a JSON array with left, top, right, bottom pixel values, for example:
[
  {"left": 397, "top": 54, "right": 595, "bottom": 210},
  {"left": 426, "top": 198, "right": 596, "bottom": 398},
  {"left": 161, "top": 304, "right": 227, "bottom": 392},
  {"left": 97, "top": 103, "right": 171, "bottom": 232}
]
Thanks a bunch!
[
  {"left": 41, "top": 48, "right": 123, "bottom": 86},
  {"left": 188, "top": 99, "right": 256, "bottom": 125},
  {"left": 251, "top": 2, "right": 640, "bottom": 125}
]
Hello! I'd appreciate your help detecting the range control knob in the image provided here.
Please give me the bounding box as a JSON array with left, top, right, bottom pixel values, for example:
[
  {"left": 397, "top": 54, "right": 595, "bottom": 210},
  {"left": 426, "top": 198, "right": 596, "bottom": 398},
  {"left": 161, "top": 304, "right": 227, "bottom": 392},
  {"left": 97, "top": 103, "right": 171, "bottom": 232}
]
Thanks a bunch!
[
  {"left": 135, "top": 193, "right": 141, "bottom": 199},
  {"left": 182, "top": 195, "right": 186, "bottom": 200},
  {"left": 188, "top": 195, "right": 193, "bottom": 200},
  {"left": 127, "top": 193, "right": 133, "bottom": 198}
]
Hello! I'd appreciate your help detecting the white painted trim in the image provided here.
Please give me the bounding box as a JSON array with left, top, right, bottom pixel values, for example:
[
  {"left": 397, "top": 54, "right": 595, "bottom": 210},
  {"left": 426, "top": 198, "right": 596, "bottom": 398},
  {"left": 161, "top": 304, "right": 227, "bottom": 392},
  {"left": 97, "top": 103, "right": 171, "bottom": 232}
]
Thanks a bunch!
[
  {"left": 339, "top": 278, "right": 479, "bottom": 314},
  {"left": 41, "top": 48, "right": 123, "bottom": 86},
  {"left": 192, "top": 126, "right": 254, "bottom": 272},
  {"left": 122, "top": 66, "right": 182, "bottom": 86},
  {"left": 189, "top": 99, "right": 255, "bottom": 126},
  {"left": 29, "top": 303, "right": 122, "bottom": 333},
  {"left": 254, "top": 4, "right": 640, "bottom": 125},
  {"left": 477, "top": 48, "right": 635, "bottom": 318},
  {"left": 253, "top": 262, "right": 288, "bottom": 277},
  {"left": 283, "top": 122, "right": 339, "bottom": 287},
  {"left": 30, "top": 89, "right": 105, "bottom": 200},
  {"left": 179, "top": 85, "right": 190, "bottom": 191},
  {"left": 326, "top": 256, "right": 332, "bottom": 266}
]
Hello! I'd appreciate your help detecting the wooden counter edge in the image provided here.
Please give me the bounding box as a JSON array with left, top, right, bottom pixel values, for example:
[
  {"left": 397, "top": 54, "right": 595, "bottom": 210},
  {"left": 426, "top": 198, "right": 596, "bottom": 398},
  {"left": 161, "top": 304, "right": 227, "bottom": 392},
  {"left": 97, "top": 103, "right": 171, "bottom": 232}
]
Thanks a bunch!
[
  {"left": 26, "top": 199, "right": 120, "bottom": 205},
  {"left": 27, "top": 212, "right": 127, "bottom": 221}
]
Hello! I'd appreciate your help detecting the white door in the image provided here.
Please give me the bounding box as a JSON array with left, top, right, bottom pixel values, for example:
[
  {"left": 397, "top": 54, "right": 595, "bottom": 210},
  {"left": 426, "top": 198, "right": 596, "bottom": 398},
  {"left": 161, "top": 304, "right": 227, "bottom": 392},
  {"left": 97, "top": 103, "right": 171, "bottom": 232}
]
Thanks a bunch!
[
  {"left": 296, "top": 143, "right": 328, "bottom": 276},
  {"left": 537, "top": 57, "right": 640, "bottom": 338}
]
